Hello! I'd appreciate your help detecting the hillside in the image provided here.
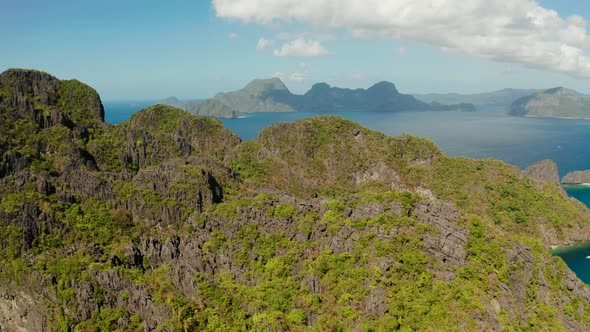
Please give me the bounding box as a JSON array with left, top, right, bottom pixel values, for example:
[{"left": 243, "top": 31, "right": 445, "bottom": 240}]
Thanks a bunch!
[
  {"left": 160, "top": 78, "right": 475, "bottom": 117},
  {"left": 2, "top": 69, "right": 590, "bottom": 331},
  {"left": 509, "top": 87, "right": 590, "bottom": 118},
  {"left": 416, "top": 88, "right": 540, "bottom": 107},
  {"left": 158, "top": 97, "right": 242, "bottom": 119}
]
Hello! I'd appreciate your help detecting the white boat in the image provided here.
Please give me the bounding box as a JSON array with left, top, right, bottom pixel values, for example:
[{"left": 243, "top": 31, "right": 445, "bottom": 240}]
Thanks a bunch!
[{"left": 586, "top": 256, "right": 590, "bottom": 259}]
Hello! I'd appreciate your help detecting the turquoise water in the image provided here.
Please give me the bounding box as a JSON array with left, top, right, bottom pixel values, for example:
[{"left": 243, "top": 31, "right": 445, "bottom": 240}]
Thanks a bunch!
[
  {"left": 553, "top": 242, "right": 590, "bottom": 284},
  {"left": 104, "top": 103, "right": 590, "bottom": 283},
  {"left": 564, "top": 185, "right": 590, "bottom": 207}
]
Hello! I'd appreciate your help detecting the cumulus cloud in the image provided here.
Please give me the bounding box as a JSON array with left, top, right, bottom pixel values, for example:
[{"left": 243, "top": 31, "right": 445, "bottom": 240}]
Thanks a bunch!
[
  {"left": 273, "top": 38, "right": 329, "bottom": 57},
  {"left": 273, "top": 63, "right": 310, "bottom": 82},
  {"left": 213, "top": 0, "right": 590, "bottom": 77},
  {"left": 256, "top": 37, "right": 272, "bottom": 52}
]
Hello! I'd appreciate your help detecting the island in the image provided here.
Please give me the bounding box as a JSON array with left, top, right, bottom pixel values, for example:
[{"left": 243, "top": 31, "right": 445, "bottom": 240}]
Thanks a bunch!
[
  {"left": 159, "top": 78, "right": 475, "bottom": 118},
  {"left": 562, "top": 170, "right": 590, "bottom": 184},
  {"left": 508, "top": 87, "right": 590, "bottom": 119}
]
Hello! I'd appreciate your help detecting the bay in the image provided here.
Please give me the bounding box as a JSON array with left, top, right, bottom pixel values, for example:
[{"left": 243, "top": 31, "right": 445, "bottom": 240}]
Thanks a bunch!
[{"left": 552, "top": 242, "right": 590, "bottom": 285}]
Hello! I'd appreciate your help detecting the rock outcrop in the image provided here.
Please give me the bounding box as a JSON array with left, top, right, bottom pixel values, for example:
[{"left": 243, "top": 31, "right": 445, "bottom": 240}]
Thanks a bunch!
[
  {"left": 562, "top": 170, "right": 590, "bottom": 184},
  {"left": 524, "top": 159, "right": 561, "bottom": 184},
  {"left": 2, "top": 69, "right": 590, "bottom": 331}
]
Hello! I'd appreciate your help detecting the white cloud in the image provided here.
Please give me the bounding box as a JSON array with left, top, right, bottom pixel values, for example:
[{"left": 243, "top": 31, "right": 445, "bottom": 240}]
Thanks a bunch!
[
  {"left": 256, "top": 37, "right": 273, "bottom": 52},
  {"left": 273, "top": 63, "right": 310, "bottom": 82},
  {"left": 276, "top": 31, "right": 337, "bottom": 41},
  {"left": 273, "top": 38, "right": 329, "bottom": 57},
  {"left": 228, "top": 32, "right": 238, "bottom": 40},
  {"left": 213, "top": 0, "right": 590, "bottom": 78}
]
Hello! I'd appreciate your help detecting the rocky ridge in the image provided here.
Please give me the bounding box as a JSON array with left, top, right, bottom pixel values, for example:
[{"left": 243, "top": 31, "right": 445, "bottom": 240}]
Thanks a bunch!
[{"left": 1, "top": 69, "right": 590, "bottom": 330}]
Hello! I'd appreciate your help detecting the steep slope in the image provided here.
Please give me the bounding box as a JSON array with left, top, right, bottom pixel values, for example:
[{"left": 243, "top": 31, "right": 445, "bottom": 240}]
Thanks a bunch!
[
  {"left": 213, "top": 77, "right": 299, "bottom": 113},
  {"left": 509, "top": 87, "right": 590, "bottom": 118},
  {"left": 416, "top": 88, "right": 540, "bottom": 107},
  {"left": 2, "top": 69, "right": 590, "bottom": 331},
  {"left": 159, "top": 97, "right": 242, "bottom": 119}
]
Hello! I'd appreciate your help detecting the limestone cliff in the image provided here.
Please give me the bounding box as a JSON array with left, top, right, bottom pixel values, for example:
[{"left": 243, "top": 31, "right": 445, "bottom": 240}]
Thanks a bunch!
[{"left": 1, "top": 69, "right": 590, "bottom": 331}]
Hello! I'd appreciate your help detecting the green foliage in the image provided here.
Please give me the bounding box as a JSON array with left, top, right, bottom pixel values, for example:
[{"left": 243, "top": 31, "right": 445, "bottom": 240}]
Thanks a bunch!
[{"left": 2, "top": 77, "right": 590, "bottom": 332}]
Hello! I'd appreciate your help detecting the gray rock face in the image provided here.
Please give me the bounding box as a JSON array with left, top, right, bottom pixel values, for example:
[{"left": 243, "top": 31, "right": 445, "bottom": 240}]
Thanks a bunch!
[
  {"left": 562, "top": 170, "right": 590, "bottom": 184},
  {"left": 414, "top": 200, "right": 469, "bottom": 267},
  {"left": 0, "top": 290, "right": 49, "bottom": 332},
  {"left": 525, "top": 159, "right": 560, "bottom": 184}
]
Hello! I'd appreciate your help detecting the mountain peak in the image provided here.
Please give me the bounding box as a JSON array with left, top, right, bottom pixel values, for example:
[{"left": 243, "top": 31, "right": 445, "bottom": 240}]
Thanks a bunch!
[
  {"left": 243, "top": 77, "right": 289, "bottom": 95},
  {"left": 367, "top": 81, "right": 399, "bottom": 94},
  {"left": 543, "top": 87, "right": 575, "bottom": 95},
  {"left": 509, "top": 86, "right": 588, "bottom": 118},
  {"left": 0, "top": 68, "right": 55, "bottom": 81}
]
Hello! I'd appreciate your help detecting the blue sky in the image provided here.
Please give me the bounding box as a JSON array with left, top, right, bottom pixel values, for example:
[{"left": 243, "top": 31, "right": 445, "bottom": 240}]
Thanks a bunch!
[{"left": 1, "top": 0, "right": 590, "bottom": 100}]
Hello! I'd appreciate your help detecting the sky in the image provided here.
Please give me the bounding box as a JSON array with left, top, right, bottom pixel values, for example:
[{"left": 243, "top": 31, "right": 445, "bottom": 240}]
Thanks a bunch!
[{"left": 1, "top": 0, "right": 590, "bottom": 100}]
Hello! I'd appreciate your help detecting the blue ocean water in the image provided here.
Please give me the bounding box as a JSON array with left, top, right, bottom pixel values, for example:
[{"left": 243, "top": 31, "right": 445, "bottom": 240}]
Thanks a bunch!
[
  {"left": 220, "top": 109, "right": 590, "bottom": 176},
  {"left": 104, "top": 103, "right": 590, "bottom": 282},
  {"left": 103, "top": 101, "right": 156, "bottom": 124}
]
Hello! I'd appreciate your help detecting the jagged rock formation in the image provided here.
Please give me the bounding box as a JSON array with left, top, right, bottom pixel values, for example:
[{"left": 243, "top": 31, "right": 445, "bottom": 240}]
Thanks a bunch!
[
  {"left": 159, "top": 78, "right": 476, "bottom": 117},
  {"left": 562, "top": 170, "right": 590, "bottom": 184},
  {"left": 523, "top": 159, "right": 570, "bottom": 209},
  {"left": 509, "top": 87, "right": 590, "bottom": 119},
  {"left": 525, "top": 159, "right": 561, "bottom": 184},
  {"left": 2, "top": 69, "right": 590, "bottom": 331}
]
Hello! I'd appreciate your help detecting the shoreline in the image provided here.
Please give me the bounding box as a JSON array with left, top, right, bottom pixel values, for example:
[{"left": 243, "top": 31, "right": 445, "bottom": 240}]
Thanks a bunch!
[{"left": 524, "top": 115, "right": 590, "bottom": 120}]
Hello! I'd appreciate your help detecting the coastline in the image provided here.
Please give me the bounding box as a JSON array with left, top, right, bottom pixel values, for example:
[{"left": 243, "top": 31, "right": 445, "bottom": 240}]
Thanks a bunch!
[
  {"left": 524, "top": 115, "right": 590, "bottom": 120},
  {"left": 551, "top": 241, "right": 590, "bottom": 253}
]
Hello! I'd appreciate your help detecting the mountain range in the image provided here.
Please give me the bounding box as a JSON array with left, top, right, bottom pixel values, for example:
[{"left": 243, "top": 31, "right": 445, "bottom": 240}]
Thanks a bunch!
[
  {"left": 160, "top": 78, "right": 475, "bottom": 118},
  {"left": 4, "top": 69, "right": 590, "bottom": 330}
]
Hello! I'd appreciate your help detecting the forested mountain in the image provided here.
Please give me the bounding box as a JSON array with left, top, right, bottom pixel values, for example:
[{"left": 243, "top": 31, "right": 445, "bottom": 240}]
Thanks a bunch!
[{"left": 1, "top": 69, "right": 590, "bottom": 330}]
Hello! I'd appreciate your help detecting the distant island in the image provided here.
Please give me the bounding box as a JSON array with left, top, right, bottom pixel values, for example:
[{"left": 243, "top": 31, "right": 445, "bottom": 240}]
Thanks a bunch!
[
  {"left": 160, "top": 78, "right": 475, "bottom": 118},
  {"left": 562, "top": 170, "right": 590, "bottom": 184},
  {"left": 415, "top": 88, "right": 540, "bottom": 107},
  {"left": 508, "top": 87, "right": 590, "bottom": 119}
]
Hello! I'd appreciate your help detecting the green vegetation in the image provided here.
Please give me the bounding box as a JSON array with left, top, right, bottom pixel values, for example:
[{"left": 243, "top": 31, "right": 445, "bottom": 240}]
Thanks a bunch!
[
  {"left": 509, "top": 87, "right": 590, "bottom": 119},
  {"left": 1, "top": 69, "right": 590, "bottom": 331}
]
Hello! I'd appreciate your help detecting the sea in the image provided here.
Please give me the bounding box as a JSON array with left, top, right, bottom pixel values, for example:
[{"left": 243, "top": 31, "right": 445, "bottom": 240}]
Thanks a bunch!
[{"left": 104, "top": 101, "right": 590, "bottom": 282}]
